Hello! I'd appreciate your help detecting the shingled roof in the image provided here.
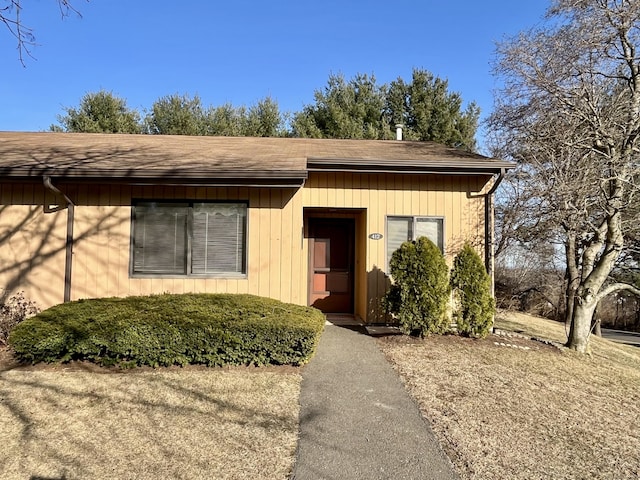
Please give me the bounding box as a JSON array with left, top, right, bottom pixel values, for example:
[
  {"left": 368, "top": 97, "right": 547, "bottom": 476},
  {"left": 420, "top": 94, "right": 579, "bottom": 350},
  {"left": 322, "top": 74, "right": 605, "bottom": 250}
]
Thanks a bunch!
[{"left": 0, "top": 132, "right": 513, "bottom": 187}]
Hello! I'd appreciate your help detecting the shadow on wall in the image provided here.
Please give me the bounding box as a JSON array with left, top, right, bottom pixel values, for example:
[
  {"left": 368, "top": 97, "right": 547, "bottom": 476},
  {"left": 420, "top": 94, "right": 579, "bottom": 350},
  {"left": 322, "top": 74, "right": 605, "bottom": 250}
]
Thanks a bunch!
[
  {"left": 367, "top": 266, "right": 392, "bottom": 324},
  {"left": 448, "top": 234, "right": 484, "bottom": 261},
  {"left": 0, "top": 197, "right": 127, "bottom": 307},
  {"left": 0, "top": 202, "right": 66, "bottom": 305}
]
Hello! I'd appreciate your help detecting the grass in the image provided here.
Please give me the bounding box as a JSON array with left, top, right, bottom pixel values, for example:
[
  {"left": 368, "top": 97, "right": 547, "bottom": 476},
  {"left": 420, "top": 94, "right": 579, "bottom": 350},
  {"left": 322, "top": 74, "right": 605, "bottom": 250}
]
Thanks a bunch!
[
  {"left": 2, "top": 293, "right": 320, "bottom": 478},
  {"left": 496, "top": 310, "right": 640, "bottom": 370},
  {"left": 0, "top": 361, "right": 300, "bottom": 480},
  {"left": 378, "top": 310, "right": 640, "bottom": 479},
  {"left": 3, "top": 307, "right": 639, "bottom": 479}
]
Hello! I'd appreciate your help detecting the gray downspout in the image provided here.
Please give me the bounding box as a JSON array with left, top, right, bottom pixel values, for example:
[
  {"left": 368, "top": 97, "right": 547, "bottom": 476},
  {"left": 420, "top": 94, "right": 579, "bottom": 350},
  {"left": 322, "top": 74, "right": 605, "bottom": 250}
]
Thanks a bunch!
[
  {"left": 467, "top": 168, "right": 506, "bottom": 332},
  {"left": 485, "top": 193, "right": 494, "bottom": 296},
  {"left": 43, "top": 177, "right": 75, "bottom": 303},
  {"left": 484, "top": 170, "right": 504, "bottom": 295},
  {"left": 469, "top": 168, "right": 506, "bottom": 296}
]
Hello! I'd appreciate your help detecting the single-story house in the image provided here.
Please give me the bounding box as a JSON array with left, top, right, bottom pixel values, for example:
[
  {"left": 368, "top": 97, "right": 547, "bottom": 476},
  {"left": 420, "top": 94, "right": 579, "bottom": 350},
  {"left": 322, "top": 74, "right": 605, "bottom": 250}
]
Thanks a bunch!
[{"left": 0, "top": 132, "right": 512, "bottom": 322}]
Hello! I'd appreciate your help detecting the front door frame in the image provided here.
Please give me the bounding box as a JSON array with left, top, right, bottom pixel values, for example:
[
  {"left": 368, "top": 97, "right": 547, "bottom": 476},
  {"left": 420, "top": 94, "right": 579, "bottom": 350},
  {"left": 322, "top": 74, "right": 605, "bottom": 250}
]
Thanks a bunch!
[
  {"left": 304, "top": 209, "right": 365, "bottom": 316},
  {"left": 307, "top": 217, "right": 354, "bottom": 313}
]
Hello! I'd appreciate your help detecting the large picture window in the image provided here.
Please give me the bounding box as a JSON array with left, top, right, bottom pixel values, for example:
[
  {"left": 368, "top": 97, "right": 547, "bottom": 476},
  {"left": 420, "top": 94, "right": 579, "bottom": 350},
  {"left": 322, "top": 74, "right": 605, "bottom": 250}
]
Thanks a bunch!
[
  {"left": 386, "top": 216, "right": 444, "bottom": 270},
  {"left": 131, "top": 201, "right": 247, "bottom": 276}
]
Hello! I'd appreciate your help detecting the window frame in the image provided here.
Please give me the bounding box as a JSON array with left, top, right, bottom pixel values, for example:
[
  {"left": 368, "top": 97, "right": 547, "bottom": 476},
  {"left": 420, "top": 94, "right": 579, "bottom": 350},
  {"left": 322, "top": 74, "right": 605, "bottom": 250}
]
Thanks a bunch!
[
  {"left": 385, "top": 215, "right": 445, "bottom": 272},
  {"left": 129, "top": 200, "right": 248, "bottom": 278}
]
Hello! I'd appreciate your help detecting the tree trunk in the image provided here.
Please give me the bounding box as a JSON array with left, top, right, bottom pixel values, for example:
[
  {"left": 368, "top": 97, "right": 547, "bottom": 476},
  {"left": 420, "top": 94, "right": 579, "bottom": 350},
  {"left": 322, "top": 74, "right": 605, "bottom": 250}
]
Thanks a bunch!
[
  {"left": 567, "top": 298, "right": 597, "bottom": 353},
  {"left": 564, "top": 235, "right": 580, "bottom": 336},
  {"left": 593, "top": 302, "right": 602, "bottom": 337},
  {"left": 593, "top": 318, "right": 602, "bottom": 337},
  {"left": 566, "top": 208, "right": 625, "bottom": 352},
  {"left": 565, "top": 286, "right": 576, "bottom": 334}
]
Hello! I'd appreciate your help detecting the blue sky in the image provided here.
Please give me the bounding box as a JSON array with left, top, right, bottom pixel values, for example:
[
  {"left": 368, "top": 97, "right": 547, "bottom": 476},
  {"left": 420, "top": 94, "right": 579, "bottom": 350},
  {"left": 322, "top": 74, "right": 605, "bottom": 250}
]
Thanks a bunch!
[{"left": 1, "top": 0, "right": 548, "bottom": 151}]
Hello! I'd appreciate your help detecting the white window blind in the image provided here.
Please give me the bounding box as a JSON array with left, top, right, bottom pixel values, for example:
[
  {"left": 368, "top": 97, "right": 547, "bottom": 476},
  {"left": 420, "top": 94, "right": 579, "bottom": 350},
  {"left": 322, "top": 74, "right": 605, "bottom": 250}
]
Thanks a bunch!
[
  {"left": 415, "top": 217, "right": 444, "bottom": 251},
  {"left": 192, "top": 203, "right": 246, "bottom": 274},
  {"left": 386, "top": 217, "right": 412, "bottom": 269}
]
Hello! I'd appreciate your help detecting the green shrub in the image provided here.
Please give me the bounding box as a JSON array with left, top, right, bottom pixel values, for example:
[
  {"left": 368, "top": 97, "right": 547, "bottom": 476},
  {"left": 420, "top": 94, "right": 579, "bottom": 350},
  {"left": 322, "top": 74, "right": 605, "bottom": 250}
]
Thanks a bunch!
[
  {"left": 383, "top": 236, "right": 450, "bottom": 337},
  {"left": 8, "top": 293, "right": 325, "bottom": 367},
  {"left": 0, "top": 291, "right": 39, "bottom": 347},
  {"left": 450, "top": 243, "right": 495, "bottom": 338}
]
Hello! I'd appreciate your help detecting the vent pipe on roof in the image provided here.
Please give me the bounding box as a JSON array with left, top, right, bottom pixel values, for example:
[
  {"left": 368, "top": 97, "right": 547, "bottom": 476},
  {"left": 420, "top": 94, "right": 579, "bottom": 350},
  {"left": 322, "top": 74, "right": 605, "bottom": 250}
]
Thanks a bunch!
[{"left": 395, "top": 124, "right": 404, "bottom": 141}]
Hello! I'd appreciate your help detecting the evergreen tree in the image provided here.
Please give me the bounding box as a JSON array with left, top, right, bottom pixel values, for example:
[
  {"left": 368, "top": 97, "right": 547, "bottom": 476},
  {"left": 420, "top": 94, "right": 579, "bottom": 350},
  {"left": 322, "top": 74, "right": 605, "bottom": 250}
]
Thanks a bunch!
[
  {"left": 386, "top": 68, "right": 479, "bottom": 150},
  {"left": 206, "top": 103, "right": 243, "bottom": 136},
  {"left": 292, "top": 73, "right": 391, "bottom": 139},
  {"left": 52, "top": 90, "right": 142, "bottom": 133},
  {"left": 241, "top": 97, "right": 285, "bottom": 137},
  {"left": 145, "top": 93, "right": 207, "bottom": 135},
  {"left": 383, "top": 237, "right": 450, "bottom": 337},
  {"left": 147, "top": 94, "right": 285, "bottom": 137},
  {"left": 450, "top": 243, "right": 495, "bottom": 338},
  {"left": 292, "top": 69, "right": 479, "bottom": 149}
]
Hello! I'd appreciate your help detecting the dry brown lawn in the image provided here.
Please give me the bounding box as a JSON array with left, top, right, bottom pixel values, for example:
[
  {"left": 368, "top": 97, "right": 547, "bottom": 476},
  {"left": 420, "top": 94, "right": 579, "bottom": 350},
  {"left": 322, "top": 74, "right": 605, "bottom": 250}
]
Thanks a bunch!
[
  {"left": 3, "top": 311, "right": 639, "bottom": 480},
  {"left": 378, "top": 310, "right": 640, "bottom": 480},
  {"left": 0, "top": 358, "right": 300, "bottom": 480}
]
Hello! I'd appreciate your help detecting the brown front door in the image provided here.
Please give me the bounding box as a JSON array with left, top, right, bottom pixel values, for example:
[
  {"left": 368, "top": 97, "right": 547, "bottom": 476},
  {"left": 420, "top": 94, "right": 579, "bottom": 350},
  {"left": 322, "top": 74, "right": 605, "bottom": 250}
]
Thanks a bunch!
[{"left": 308, "top": 218, "right": 355, "bottom": 313}]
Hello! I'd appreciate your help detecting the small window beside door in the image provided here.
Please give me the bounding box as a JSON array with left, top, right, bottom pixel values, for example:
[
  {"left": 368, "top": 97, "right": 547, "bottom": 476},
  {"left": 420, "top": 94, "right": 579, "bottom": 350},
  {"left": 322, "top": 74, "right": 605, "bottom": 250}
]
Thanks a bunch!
[{"left": 386, "top": 216, "right": 444, "bottom": 271}]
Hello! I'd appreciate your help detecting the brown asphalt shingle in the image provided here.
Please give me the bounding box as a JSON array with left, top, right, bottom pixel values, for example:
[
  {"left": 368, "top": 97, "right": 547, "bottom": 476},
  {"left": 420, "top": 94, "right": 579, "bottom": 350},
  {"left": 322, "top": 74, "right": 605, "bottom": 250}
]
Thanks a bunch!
[{"left": 0, "top": 132, "right": 512, "bottom": 182}]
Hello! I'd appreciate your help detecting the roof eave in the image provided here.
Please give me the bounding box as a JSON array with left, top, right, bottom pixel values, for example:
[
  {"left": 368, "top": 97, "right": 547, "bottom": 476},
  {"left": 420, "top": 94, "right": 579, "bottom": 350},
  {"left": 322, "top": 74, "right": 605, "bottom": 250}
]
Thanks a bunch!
[
  {"left": 0, "top": 168, "right": 307, "bottom": 188},
  {"left": 306, "top": 157, "right": 515, "bottom": 175}
]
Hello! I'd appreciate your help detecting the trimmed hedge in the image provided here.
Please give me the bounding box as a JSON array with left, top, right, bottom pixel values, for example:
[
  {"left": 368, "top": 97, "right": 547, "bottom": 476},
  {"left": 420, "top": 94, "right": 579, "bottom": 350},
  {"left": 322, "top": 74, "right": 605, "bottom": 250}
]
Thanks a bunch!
[{"left": 8, "top": 293, "right": 325, "bottom": 368}]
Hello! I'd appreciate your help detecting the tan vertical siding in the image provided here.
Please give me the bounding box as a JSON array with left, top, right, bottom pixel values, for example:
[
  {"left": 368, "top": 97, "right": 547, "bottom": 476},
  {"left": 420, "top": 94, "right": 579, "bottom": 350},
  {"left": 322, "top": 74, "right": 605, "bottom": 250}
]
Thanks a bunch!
[
  {"left": 355, "top": 212, "right": 368, "bottom": 319},
  {"left": 1, "top": 171, "right": 490, "bottom": 317},
  {"left": 290, "top": 190, "right": 305, "bottom": 305},
  {"left": 302, "top": 172, "right": 487, "bottom": 322},
  {"left": 269, "top": 189, "right": 282, "bottom": 301},
  {"left": 0, "top": 184, "right": 299, "bottom": 309},
  {"left": 257, "top": 189, "right": 271, "bottom": 298},
  {"left": 0, "top": 183, "right": 67, "bottom": 308},
  {"left": 247, "top": 188, "right": 261, "bottom": 296}
]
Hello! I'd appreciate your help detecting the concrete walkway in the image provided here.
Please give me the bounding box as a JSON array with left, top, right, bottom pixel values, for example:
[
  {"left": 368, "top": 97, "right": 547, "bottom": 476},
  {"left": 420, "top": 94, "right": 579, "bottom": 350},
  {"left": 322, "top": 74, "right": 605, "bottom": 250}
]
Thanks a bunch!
[{"left": 291, "top": 323, "right": 459, "bottom": 480}]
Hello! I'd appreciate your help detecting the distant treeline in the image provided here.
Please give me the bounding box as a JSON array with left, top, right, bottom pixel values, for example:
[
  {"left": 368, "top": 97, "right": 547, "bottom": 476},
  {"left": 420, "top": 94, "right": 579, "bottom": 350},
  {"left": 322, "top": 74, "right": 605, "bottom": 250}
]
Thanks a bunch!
[{"left": 50, "top": 69, "right": 479, "bottom": 152}]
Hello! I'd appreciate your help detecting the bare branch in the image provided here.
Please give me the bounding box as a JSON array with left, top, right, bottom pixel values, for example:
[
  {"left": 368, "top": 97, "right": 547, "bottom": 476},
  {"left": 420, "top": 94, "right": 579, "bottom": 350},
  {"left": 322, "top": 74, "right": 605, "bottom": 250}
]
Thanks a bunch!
[
  {"left": 1, "top": 0, "right": 85, "bottom": 65},
  {"left": 597, "top": 282, "right": 640, "bottom": 300},
  {"left": 490, "top": 0, "right": 640, "bottom": 352}
]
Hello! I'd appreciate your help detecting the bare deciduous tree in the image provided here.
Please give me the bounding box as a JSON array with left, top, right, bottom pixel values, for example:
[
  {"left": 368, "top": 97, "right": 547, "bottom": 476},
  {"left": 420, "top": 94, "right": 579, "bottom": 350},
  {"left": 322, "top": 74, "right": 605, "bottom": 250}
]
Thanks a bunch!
[
  {"left": 489, "top": 0, "right": 640, "bottom": 353},
  {"left": 1, "top": 0, "right": 83, "bottom": 64}
]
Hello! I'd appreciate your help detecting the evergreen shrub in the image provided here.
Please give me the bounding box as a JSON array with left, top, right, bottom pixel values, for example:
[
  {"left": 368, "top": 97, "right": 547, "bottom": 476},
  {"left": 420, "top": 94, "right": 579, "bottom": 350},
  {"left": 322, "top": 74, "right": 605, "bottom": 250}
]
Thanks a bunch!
[
  {"left": 450, "top": 243, "right": 495, "bottom": 338},
  {"left": 8, "top": 293, "right": 325, "bottom": 367},
  {"left": 383, "top": 236, "right": 450, "bottom": 337}
]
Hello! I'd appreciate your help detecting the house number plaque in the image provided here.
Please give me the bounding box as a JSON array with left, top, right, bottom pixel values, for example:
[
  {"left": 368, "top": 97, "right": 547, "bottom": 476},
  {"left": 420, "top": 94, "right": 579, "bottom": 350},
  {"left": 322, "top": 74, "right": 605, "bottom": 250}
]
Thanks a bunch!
[{"left": 369, "top": 233, "right": 383, "bottom": 240}]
